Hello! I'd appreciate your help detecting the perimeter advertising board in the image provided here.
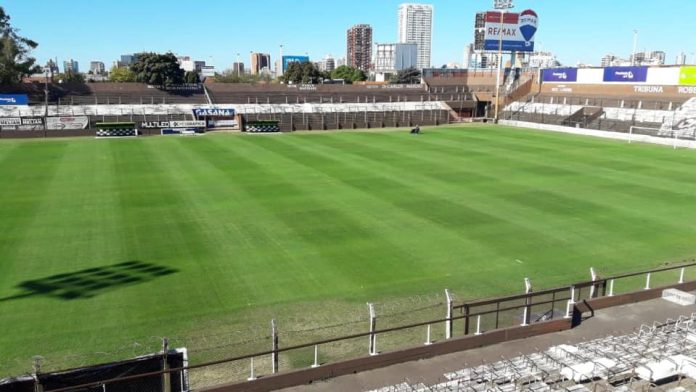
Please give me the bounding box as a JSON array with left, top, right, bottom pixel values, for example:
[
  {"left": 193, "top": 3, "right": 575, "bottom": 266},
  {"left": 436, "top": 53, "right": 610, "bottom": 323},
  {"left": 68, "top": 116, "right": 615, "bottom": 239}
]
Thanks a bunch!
[
  {"left": 0, "top": 117, "right": 43, "bottom": 130},
  {"left": 483, "top": 9, "right": 538, "bottom": 52},
  {"left": 46, "top": 116, "right": 89, "bottom": 130},
  {"left": 0, "top": 94, "right": 29, "bottom": 105},
  {"left": 679, "top": 66, "right": 696, "bottom": 85},
  {"left": 603, "top": 66, "right": 648, "bottom": 82},
  {"left": 542, "top": 68, "right": 577, "bottom": 82}
]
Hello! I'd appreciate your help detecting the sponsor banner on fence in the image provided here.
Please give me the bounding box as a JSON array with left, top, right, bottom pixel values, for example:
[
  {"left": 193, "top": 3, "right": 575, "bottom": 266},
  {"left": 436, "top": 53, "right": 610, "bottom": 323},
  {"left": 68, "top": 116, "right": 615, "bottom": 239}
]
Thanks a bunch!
[
  {"left": 0, "top": 117, "right": 43, "bottom": 130},
  {"left": 483, "top": 9, "right": 537, "bottom": 52},
  {"left": 140, "top": 120, "right": 206, "bottom": 129},
  {"left": 192, "top": 108, "right": 235, "bottom": 118},
  {"left": 207, "top": 119, "right": 239, "bottom": 129},
  {"left": 603, "top": 66, "right": 648, "bottom": 82},
  {"left": 678, "top": 86, "right": 696, "bottom": 95},
  {"left": 679, "top": 66, "right": 696, "bottom": 86},
  {"left": 46, "top": 116, "right": 89, "bottom": 130},
  {"left": 0, "top": 94, "right": 29, "bottom": 106},
  {"left": 542, "top": 68, "right": 577, "bottom": 82}
]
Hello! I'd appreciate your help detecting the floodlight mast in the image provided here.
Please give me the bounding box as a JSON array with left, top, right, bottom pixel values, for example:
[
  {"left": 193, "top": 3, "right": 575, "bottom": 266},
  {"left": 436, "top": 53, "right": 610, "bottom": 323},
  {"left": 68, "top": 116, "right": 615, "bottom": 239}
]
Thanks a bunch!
[{"left": 493, "top": 0, "right": 514, "bottom": 123}]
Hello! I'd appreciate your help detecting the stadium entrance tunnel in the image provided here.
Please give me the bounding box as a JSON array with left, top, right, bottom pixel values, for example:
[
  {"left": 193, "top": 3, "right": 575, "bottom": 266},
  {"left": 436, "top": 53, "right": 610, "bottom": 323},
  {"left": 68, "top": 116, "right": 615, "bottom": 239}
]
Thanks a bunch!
[{"left": 0, "top": 261, "right": 177, "bottom": 302}]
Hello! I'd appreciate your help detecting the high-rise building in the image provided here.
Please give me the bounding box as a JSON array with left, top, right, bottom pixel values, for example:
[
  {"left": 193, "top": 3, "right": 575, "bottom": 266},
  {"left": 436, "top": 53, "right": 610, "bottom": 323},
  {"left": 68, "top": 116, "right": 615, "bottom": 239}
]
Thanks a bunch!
[
  {"left": 63, "top": 59, "right": 79, "bottom": 73},
  {"left": 630, "top": 51, "right": 666, "bottom": 66},
  {"left": 232, "top": 62, "right": 245, "bottom": 75},
  {"left": 251, "top": 53, "right": 271, "bottom": 75},
  {"left": 374, "top": 43, "right": 418, "bottom": 81},
  {"left": 398, "top": 3, "right": 433, "bottom": 69},
  {"left": 90, "top": 61, "right": 105, "bottom": 75},
  {"left": 347, "top": 24, "right": 373, "bottom": 71},
  {"left": 601, "top": 54, "right": 617, "bottom": 67},
  {"left": 318, "top": 55, "right": 336, "bottom": 72},
  {"left": 177, "top": 56, "right": 206, "bottom": 73},
  {"left": 677, "top": 52, "right": 687, "bottom": 65}
]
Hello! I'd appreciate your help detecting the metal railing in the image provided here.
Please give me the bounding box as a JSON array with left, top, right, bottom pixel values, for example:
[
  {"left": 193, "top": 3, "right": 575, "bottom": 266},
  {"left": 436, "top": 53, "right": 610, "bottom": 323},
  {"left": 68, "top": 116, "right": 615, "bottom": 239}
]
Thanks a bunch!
[{"left": 38, "top": 260, "right": 696, "bottom": 392}]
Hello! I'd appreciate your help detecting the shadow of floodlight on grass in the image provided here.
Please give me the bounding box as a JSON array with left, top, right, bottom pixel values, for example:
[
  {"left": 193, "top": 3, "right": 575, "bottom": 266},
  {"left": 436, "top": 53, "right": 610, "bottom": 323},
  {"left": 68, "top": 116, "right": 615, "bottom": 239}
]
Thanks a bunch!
[{"left": 0, "top": 261, "right": 178, "bottom": 302}]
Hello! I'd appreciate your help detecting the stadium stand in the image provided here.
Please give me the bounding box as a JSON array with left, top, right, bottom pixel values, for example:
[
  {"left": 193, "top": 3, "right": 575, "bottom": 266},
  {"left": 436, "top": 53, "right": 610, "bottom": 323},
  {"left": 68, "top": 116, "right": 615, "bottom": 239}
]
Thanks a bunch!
[{"left": 368, "top": 315, "right": 696, "bottom": 392}]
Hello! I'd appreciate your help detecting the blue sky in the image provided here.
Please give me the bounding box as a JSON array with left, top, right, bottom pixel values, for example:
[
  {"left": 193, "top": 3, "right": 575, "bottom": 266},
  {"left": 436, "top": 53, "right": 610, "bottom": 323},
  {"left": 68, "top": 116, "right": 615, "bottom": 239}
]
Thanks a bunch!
[{"left": 3, "top": 0, "right": 695, "bottom": 72}]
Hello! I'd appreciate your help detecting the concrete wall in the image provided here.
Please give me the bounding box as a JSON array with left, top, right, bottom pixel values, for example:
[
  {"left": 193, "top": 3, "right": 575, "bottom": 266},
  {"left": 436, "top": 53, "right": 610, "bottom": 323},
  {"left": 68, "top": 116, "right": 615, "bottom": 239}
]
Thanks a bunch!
[{"left": 499, "top": 120, "right": 696, "bottom": 149}]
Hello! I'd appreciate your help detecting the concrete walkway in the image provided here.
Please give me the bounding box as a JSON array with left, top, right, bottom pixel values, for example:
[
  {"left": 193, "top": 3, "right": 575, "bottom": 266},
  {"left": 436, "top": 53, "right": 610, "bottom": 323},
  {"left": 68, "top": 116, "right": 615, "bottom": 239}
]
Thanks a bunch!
[{"left": 280, "top": 296, "right": 696, "bottom": 392}]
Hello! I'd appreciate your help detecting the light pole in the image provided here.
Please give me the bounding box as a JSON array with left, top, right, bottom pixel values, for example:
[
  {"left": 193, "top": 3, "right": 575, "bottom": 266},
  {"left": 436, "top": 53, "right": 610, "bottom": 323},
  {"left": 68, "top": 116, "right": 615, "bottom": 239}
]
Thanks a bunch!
[
  {"left": 279, "top": 44, "right": 284, "bottom": 77},
  {"left": 631, "top": 30, "right": 638, "bottom": 65},
  {"left": 493, "top": 0, "right": 513, "bottom": 123}
]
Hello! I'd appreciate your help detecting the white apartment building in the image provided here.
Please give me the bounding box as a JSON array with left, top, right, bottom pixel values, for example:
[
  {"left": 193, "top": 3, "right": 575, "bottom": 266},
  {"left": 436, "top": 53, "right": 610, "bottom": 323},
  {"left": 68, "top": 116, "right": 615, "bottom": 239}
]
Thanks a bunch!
[{"left": 398, "top": 3, "right": 433, "bottom": 70}]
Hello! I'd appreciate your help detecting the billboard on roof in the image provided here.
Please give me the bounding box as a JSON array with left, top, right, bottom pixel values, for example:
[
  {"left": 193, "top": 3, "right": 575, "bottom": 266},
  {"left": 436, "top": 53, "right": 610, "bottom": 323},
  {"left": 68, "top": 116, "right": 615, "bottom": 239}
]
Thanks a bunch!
[{"left": 482, "top": 9, "right": 538, "bottom": 52}]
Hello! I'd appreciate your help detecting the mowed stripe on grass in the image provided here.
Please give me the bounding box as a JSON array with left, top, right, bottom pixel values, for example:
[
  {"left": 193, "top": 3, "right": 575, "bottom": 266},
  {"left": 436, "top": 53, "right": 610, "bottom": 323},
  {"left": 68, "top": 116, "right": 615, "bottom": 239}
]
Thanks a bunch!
[{"left": 1, "top": 125, "right": 696, "bottom": 375}]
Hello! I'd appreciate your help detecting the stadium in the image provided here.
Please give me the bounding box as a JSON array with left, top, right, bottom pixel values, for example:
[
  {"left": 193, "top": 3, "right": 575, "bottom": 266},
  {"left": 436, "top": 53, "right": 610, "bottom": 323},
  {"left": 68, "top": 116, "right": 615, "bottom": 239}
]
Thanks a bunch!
[{"left": 2, "top": 2, "right": 696, "bottom": 392}]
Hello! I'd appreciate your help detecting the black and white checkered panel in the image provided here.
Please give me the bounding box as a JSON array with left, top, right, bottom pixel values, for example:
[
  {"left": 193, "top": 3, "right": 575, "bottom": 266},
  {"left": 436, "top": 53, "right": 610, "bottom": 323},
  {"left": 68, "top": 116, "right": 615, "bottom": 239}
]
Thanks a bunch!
[
  {"left": 246, "top": 124, "right": 280, "bottom": 133},
  {"left": 96, "top": 128, "right": 138, "bottom": 137}
]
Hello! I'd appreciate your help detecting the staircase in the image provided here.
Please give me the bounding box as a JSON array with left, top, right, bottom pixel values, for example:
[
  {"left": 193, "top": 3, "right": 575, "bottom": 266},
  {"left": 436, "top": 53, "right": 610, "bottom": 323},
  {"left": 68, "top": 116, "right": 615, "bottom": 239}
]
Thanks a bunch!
[
  {"left": 659, "top": 97, "right": 696, "bottom": 139},
  {"left": 562, "top": 106, "right": 604, "bottom": 128}
]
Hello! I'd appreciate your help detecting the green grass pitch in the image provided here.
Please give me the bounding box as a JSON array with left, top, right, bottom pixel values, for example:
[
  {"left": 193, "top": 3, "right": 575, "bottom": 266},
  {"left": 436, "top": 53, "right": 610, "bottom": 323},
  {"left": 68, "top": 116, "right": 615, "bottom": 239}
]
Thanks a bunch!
[{"left": 1, "top": 124, "right": 696, "bottom": 376}]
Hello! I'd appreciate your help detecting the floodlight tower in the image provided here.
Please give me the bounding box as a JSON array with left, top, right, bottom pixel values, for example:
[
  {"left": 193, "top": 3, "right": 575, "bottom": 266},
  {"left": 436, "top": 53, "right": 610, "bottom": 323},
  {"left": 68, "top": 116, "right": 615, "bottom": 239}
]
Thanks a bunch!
[{"left": 493, "top": 0, "right": 514, "bottom": 123}]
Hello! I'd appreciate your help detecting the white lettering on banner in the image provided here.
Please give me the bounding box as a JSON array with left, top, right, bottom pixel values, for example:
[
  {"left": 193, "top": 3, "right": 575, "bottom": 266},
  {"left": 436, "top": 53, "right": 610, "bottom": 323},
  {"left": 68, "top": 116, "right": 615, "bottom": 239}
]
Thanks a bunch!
[
  {"left": 0, "top": 118, "right": 21, "bottom": 126},
  {"left": 170, "top": 121, "right": 206, "bottom": 128},
  {"left": 552, "top": 72, "right": 568, "bottom": 80},
  {"left": 0, "top": 97, "right": 17, "bottom": 104},
  {"left": 193, "top": 108, "right": 235, "bottom": 117},
  {"left": 634, "top": 85, "right": 664, "bottom": 94},
  {"left": 551, "top": 85, "right": 572, "bottom": 93},
  {"left": 21, "top": 118, "right": 43, "bottom": 125},
  {"left": 678, "top": 86, "right": 696, "bottom": 94},
  {"left": 298, "top": 85, "right": 317, "bottom": 91},
  {"left": 615, "top": 71, "right": 634, "bottom": 79}
]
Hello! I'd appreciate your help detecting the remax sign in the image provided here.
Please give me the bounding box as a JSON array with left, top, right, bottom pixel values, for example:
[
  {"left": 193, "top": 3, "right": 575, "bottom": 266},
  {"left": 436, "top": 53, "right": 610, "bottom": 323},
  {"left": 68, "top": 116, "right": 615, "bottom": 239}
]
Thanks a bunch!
[
  {"left": 483, "top": 9, "right": 538, "bottom": 52},
  {"left": 541, "top": 68, "right": 577, "bottom": 82},
  {"left": 603, "top": 66, "right": 648, "bottom": 82}
]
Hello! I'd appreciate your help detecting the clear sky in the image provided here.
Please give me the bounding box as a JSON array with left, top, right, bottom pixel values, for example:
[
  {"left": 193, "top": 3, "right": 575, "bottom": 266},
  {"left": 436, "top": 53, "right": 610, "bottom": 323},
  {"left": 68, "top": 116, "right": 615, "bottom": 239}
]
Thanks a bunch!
[{"left": 3, "top": 0, "right": 695, "bottom": 72}]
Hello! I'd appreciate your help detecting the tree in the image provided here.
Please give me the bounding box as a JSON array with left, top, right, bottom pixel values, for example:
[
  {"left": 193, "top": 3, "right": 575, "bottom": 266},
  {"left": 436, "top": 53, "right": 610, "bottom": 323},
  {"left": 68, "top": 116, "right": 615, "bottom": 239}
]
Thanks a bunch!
[
  {"left": 129, "top": 52, "right": 184, "bottom": 86},
  {"left": 0, "top": 7, "right": 41, "bottom": 84},
  {"left": 214, "top": 70, "right": 272, "bottom": 84},
  {"left": 280, "top": 61, "right": 321, "bottom": 84},
  {"left": 184, "top": 71, "right": 200, "bottom": 84},
  {"left": 390, "top": 67, "right": 421, "bottom": 84},
  {"left": 108, "top": 66, "right": 136, "bottom": 82},
  {"left": 330, "top": 65, "right": 366, "bottom": 84},
  {"left": 55, "top": 71, "right": 85, "bottom": 83}
]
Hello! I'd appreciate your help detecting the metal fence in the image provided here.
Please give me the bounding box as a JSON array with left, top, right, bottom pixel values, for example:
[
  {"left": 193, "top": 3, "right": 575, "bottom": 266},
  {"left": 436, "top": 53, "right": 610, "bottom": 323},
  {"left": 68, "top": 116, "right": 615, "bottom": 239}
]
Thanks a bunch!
[{"left": 17, "top": 260, "right": 694, "bottom": 391}]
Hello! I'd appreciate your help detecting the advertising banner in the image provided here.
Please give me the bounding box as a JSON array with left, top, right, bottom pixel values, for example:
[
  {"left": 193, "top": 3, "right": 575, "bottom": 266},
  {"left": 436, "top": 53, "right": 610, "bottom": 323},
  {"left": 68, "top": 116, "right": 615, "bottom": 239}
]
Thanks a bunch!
[
  {"left": 192, "top": 108, "right": 235, "bottom": 118},
  {"left": 483, "top": 9, "right": 537, "bottom": 52},
  {"left": 141, "top": 120, "right": 206, "bottom": 129},
  {"left": 603, "top": 66, "right": 648, "bottom": 82},
  {"left": 282, "top": 55, "right": 310, "bottom": 72},
  {"left": 679, "top": 66, "right": 696, "bottom": 85},
  {"left": 0, "top": 117, "right": 43, "bottom": 130},
  {"left": 542, "top": 68, "right": 577, "bottom": 82},
  {"left": 46, "top": 116, "right": 89, "bottom": 130},
  {"left": 207, "top": 119, "right": 238, "bottom": 129},
  {"left": 0, "top": 94, "right": 29, "bottom": 106}
]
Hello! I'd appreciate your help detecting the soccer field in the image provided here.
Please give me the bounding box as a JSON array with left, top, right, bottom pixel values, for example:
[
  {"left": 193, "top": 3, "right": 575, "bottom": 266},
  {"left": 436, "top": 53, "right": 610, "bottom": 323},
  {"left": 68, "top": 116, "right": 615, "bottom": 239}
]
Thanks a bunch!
[{"left": 1, "top": 124, "right": 696, "bottom": 376}]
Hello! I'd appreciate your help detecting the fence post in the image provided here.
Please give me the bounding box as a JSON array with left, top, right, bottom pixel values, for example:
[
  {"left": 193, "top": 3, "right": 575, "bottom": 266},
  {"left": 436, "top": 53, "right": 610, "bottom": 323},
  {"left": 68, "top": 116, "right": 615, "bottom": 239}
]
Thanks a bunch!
[
  {"left": 680, "top": 268, "right": 686, "bottom": 284},
  {"left": 425, "top": 324, "right": 432, "bottom": 345},
  {"left": 521, "top": 278, "right": 532, "bottom": 326},
  {"left": 475, "top": 316, "right": 482, "bottom": 335},
  {"left": 608, "top": 279, "right": 615, "bottom": 296},
  {"left": 464, "top": 304, "right": 470, "bottom": 335},
  {"left": 589, "top": 267, "right": 598, "bottom": 298},
  {"left": 564, "top": 285, "right": 575, "bottom": 319},
  {"left": 445, "top": 289, "right": 453, "bottom": 339},
  {"left": 368, "top": 303, "right": 377, "bottom": 355},
  {"left": 161, "top": 338, "right": 170, "bottom": 392},
  {"left": 32, "top": 356, "right": 43, "bottom": 392},
  {"left": 248, "top": 357, "right": 256, "bottom": 381},
  {"left": 645, "top": 273, "right": 651, "bottom": 290},
  {"left": 311, "top": 345, "right": 320, "bottom": 368},
  {"left": 271, "top": 319, "right": 278, "bottom": 374}
]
